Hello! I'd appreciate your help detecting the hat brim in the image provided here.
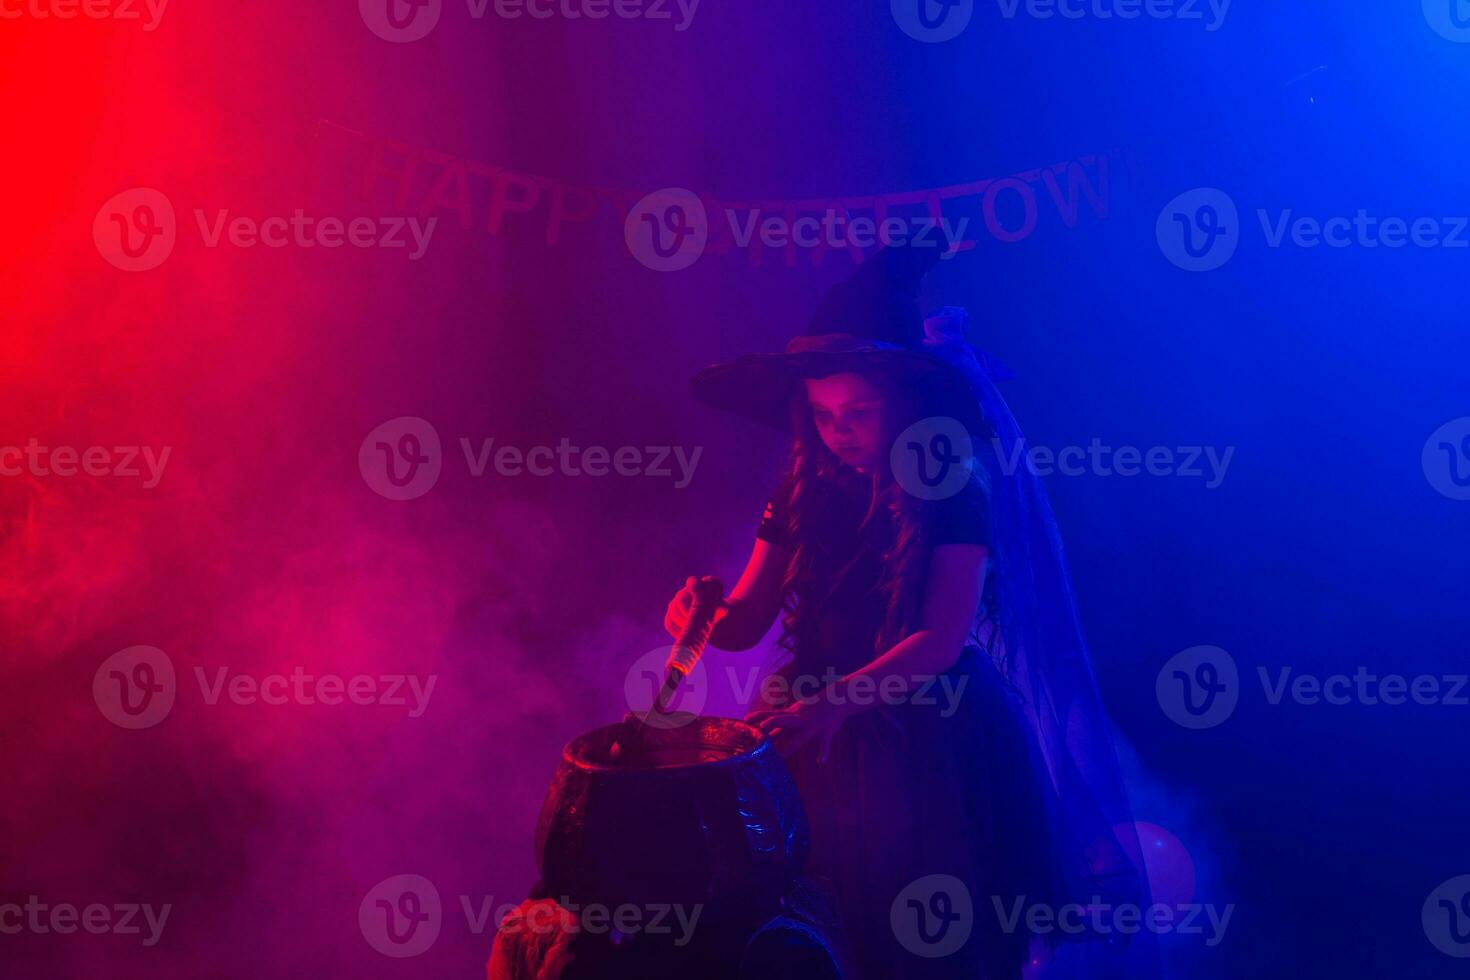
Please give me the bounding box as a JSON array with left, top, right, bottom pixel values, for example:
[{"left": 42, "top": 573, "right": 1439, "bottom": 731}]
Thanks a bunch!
[{"left": 691, "top": 348, "right": 967, "bottom": 430}]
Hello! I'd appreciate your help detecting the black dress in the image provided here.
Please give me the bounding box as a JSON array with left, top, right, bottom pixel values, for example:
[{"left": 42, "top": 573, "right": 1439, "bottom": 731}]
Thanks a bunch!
[{"left": 755, "top": 469, "right": 1067, "bottom": 980}]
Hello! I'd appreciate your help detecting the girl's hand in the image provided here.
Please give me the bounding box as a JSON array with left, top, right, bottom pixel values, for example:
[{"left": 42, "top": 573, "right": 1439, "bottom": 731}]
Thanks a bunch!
[
  {"left": 745, "top": 694, "right": 857, "bottom": 763},
  {"left": 663, "top": 575, "right": 728, "bottom": 640}
]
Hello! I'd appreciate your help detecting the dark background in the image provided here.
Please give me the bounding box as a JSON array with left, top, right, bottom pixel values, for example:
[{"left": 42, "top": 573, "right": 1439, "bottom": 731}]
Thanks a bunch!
[{"left": 2, "top": 1, "right": 1467, "bottom": 976}]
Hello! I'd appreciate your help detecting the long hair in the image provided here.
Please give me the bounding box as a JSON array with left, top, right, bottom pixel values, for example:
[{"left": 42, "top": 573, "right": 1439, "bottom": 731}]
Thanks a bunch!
[{"left": 772, "top": 365, "right": 997, "bottom": 665}]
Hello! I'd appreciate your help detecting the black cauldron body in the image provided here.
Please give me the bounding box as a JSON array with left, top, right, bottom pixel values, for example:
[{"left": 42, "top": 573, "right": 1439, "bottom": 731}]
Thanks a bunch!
[{"left": 534, "top": 716, "right": 810, "bottom": 912}]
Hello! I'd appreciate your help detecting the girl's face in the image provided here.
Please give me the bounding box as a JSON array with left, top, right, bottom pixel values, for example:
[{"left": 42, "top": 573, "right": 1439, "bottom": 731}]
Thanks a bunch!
[{"left": 804, "top": 373, "right": 890, "bottom": 472}]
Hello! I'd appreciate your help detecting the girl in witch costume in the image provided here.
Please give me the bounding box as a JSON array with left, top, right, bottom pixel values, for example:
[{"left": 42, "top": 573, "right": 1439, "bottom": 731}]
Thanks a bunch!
[{"left": 667, "top": 234, "right": 1155, "bottom": 979}]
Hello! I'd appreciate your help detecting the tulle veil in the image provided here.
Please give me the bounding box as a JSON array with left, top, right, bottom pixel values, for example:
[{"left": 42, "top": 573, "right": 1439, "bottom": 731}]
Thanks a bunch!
[{"left": 924, "top": 307, "right": 1161, "bottom": 978}]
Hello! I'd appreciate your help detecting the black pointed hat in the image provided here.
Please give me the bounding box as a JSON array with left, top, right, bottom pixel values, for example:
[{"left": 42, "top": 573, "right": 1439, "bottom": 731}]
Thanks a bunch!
[{"left": 690, "top": 229, "right": 1006, "bottom": 429}]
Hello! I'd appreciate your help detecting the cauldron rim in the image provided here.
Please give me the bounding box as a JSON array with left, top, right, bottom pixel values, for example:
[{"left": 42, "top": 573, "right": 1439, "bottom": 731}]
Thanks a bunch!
[{"left": 564, "top": 716, "right": 771, "bottom": 774}]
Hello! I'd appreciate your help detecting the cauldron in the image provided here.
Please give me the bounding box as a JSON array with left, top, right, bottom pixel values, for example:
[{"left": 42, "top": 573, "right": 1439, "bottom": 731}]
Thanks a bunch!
[{"left": 533, "top": 715, "right": 810, "bottom": 912}]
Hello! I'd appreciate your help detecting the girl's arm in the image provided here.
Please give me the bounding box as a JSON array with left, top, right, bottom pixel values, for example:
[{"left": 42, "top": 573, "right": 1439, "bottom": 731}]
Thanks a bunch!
[
  {"left": 833, "top": 543, "right": 988, "bottom": 698},
  {"left": 666, "top": 538, "right": 791, "bottom": 652},
  {"left": 748, "top": 543, "right": 987, "bottom": 754}
]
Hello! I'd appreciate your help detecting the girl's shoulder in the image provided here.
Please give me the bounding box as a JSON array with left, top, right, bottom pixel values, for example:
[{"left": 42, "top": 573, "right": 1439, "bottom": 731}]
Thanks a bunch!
[
  {"left": 755, "top": 471, "right": 797, "bottom": 544},
  {"left": 927, "top": 479, "right": 991, "bottom": 548}
]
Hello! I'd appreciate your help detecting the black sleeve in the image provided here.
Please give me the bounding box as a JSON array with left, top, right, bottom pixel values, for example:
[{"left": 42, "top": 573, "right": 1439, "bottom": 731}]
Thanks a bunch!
[
  {"left": 929, "top": 482, "right": 991, "bottom": 547},
  {"left": 755, "top": 475, "right": 795, "bottom": 545}
]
